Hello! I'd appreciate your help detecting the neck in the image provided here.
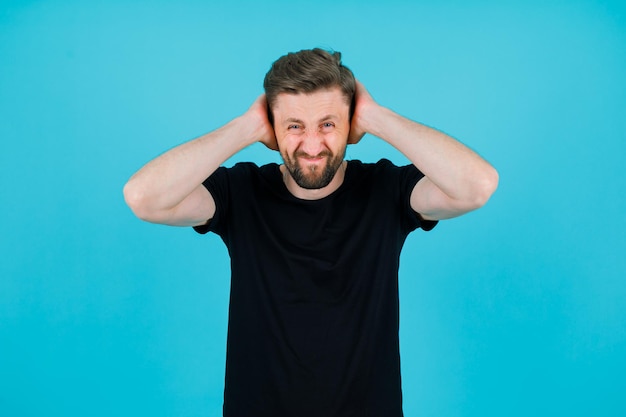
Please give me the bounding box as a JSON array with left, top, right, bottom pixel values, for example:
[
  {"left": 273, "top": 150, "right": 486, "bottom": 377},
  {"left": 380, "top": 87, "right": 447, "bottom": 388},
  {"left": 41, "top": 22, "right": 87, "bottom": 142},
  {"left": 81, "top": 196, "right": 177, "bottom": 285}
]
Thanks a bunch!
[{"left": 281, "top": 161, "right": 347, "bottom": 200}]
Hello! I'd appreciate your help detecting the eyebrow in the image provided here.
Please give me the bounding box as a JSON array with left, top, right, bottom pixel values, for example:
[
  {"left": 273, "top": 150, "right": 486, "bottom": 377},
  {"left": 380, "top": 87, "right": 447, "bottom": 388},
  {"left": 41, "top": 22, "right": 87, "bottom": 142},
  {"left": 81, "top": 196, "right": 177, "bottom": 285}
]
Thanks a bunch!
[
  {"left": 284, "top": 118, "right": 304, "bottom": 125},
  {"left": 283, "top": 115, "right": 337, "bottom": 125}
]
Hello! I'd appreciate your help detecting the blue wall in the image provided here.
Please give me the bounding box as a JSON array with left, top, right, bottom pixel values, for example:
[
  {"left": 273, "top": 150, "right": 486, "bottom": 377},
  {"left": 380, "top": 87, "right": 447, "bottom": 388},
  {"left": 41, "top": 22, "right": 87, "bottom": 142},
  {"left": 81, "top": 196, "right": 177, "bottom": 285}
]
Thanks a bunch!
[{"left": 1, "top": 1, "right": 625, "bottom": 416}]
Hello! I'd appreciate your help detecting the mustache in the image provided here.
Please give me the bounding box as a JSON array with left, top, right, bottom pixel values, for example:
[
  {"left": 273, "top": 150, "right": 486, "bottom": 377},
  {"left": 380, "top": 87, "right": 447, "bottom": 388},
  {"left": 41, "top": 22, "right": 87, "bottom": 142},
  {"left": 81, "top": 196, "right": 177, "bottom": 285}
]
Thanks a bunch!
[{"left": 293, "top": 150, "right": 333, "bottom": 159}]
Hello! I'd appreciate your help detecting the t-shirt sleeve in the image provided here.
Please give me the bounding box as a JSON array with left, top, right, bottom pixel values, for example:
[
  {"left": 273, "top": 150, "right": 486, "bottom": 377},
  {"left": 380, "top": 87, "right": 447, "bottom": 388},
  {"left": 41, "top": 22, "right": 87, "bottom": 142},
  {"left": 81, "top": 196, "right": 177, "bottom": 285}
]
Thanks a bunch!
[
  {"left": 192, "top": 166, "right": 230, "bottom": 236},
  {"left": 395, "top": 162, "right": 438, "bottom": 232}
]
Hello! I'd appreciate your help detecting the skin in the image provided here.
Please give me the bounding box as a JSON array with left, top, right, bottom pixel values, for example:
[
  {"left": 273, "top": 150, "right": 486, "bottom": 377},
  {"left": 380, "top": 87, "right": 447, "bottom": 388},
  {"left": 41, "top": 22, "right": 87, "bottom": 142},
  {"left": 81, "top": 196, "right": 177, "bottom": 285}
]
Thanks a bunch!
[
  {"left": 123, "top": 81, "right": 498, "bottom": 226},
  {"left": 349, "top": 81, "right": 499, "bottom": 220},
  {"left": 272, "top": 88, "right": 351, "bottom": 199}
]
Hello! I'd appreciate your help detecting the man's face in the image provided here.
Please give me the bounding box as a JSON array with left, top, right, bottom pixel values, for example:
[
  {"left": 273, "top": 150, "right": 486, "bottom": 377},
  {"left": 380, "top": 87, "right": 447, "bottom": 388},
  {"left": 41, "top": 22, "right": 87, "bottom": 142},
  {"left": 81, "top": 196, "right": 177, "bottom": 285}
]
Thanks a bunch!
[{"left": 272, "top": 87, "right": 351, "bottom": 190}]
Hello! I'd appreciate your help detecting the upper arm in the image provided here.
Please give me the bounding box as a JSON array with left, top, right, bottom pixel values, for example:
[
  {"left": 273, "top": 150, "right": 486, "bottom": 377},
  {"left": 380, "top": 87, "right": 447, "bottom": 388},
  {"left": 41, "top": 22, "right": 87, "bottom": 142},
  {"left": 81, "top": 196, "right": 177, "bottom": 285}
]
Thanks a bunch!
[
  {"left": 167, "top": 184, "right": 216, "bottom": 227},
  {"left": 129, "top": 184, "right": 216, "bottom": 227},
  {"left": 410, "top": 176, "right": 482, "bottom": 221}
]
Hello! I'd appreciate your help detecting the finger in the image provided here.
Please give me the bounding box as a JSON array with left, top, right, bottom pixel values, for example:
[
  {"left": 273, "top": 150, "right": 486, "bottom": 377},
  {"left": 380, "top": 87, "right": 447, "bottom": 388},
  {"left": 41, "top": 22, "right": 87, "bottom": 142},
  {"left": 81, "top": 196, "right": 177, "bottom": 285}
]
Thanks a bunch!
[{"left": 347, "top": 129, "right": 365, "bottom": 145}]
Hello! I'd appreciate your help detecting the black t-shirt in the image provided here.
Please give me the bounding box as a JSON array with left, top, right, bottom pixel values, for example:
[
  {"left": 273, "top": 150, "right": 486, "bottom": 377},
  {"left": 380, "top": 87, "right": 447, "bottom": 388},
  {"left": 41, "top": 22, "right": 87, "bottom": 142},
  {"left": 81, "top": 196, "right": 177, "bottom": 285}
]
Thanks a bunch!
[{"left": 195, "top": 159, "right": 436, "bottom": 417}]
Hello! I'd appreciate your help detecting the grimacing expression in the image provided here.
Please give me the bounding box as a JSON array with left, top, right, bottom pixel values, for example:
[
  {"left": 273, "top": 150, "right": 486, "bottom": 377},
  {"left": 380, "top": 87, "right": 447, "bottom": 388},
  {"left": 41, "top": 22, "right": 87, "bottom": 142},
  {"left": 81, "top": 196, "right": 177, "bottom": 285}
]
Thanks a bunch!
[{"left": 272, "top": 88, "right": 351, "bottom": 190}]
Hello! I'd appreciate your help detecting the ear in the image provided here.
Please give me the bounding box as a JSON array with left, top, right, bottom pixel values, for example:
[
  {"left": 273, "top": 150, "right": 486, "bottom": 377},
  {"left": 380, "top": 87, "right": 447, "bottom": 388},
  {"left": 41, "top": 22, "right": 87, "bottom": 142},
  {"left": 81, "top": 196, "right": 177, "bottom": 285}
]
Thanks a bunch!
[
  {"left": 266, "top": 100, "right": 274, "bottom": 126},
  {"left": 349, "top": 94, "right": 356, "bottom": 121}
]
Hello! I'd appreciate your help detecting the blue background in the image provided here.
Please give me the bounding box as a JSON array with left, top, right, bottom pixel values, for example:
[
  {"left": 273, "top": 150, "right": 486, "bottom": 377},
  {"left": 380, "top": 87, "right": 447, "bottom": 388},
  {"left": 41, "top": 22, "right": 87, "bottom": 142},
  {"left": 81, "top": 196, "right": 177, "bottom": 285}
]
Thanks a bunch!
[{"left": 1, "top": 0, "right": 625, "bottom": 416}]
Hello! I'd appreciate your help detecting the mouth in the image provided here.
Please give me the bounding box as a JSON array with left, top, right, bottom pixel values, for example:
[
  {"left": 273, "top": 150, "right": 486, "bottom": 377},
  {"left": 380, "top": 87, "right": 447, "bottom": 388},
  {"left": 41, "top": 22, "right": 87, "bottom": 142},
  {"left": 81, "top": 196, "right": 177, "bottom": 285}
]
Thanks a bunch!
[
  {"left": 295, "top": 151, "right": 331, "bottom": 164},
  {"left": 299, "top": 155, "right": 325, "bottom": 164}
]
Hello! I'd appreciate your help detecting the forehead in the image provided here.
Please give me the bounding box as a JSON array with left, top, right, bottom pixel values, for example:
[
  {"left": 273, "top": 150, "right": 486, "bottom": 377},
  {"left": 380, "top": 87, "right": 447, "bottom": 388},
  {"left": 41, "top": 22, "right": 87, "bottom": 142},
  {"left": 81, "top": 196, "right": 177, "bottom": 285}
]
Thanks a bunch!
[{"left": 273, "top": 87, "right": 350, "bottom": 120}]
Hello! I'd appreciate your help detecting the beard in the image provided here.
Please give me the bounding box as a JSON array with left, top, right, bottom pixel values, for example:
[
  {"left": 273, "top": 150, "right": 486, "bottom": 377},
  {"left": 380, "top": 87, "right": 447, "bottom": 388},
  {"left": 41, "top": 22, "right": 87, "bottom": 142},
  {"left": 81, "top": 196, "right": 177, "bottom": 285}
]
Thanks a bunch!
[{"left": 282, "top": 147, "right": 346, "bottom": 190}]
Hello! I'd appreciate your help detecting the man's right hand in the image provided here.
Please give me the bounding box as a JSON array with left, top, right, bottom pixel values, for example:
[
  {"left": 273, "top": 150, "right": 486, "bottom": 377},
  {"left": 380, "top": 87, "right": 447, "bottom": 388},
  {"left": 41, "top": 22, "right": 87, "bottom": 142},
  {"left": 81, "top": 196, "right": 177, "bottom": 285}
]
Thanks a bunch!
[{"left": 244, "top": 94, "right": 278, "bottom": 151}]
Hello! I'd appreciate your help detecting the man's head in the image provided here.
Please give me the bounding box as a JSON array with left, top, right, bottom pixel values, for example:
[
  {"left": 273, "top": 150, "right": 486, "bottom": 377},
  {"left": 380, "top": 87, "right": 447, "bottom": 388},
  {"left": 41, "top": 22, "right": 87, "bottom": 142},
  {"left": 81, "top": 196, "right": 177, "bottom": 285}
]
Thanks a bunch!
[
  {"left": 263, "top": 48, "right": 356, "bottom": 122},
  {"left": 264, "top": 49, "right": 356, "bottom": 190}
]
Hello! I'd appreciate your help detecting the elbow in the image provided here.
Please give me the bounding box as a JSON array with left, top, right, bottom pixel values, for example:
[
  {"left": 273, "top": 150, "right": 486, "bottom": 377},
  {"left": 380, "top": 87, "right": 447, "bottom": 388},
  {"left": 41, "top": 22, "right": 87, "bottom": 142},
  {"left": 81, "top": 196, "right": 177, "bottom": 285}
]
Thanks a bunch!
[
  {"left": 470, "top": 165, "right": 499, "bottom": 210},
  {"left": 123, "top": 180, "right": 159, "bottom": 222}
]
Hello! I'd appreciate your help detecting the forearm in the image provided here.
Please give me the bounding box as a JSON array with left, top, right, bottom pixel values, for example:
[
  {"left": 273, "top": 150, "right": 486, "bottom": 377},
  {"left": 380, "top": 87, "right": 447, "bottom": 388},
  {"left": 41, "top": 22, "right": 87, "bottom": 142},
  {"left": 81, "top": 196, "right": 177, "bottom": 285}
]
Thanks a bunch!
[
  {"left": 362, "top": 104, "right": 498, "bottom": 204},
  {"left": 123, "top": 115, "right": 257, "bottom": 217}
]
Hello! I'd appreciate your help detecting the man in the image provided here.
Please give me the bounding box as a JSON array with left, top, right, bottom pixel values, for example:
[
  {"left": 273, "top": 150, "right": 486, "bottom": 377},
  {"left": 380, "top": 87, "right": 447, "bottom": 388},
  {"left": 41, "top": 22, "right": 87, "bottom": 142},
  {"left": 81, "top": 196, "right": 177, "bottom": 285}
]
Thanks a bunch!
[{"left": 124, "top": 48, "right": 498, "bottom": 416}]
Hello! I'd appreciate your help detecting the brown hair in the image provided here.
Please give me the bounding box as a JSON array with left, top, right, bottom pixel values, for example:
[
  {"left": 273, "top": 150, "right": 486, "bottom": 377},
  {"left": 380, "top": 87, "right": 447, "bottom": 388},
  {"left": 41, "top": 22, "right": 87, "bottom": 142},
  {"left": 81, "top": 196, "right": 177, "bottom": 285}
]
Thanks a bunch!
[{"left": 263, "top": 48, "right": 356, "bottom": 121}]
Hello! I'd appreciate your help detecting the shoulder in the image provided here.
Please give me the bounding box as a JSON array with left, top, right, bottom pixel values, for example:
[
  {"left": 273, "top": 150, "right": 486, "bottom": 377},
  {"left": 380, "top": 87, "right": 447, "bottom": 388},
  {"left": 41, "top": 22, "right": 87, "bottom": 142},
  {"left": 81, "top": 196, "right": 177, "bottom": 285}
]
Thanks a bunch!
[
  {"left": 347, "top": 158, "right": 392, "bottom": 171},
  {"left": 347, "top": 158, "right": 417, "bottom": 177},
  {"left": 347, "top": 159, "right": 426, "bottom": 200},
  {"left": 347, "top": 158, "right": 407, "bottom": 168},
  {"left": 229, "top": 161, "right": 278, "bottom": 171},
  {"left": 216, "top": 162, "right": 283, "bottom": 197},
  {"left": 344, "top": 159, "right": 408, "bottom": 198},
  {"left": 221, "top": 162, "right": 280, "bottom": 179},
  {"left": 204, "top": 162, "right": 280, "bottom": 194}
]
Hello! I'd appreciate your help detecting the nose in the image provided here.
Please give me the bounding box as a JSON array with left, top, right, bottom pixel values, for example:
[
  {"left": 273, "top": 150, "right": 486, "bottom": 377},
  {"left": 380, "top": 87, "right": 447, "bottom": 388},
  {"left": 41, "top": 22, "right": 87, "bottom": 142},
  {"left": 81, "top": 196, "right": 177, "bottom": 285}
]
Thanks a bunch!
[{"left": 300, "top": 130, "right": 325, "bottom": 156}]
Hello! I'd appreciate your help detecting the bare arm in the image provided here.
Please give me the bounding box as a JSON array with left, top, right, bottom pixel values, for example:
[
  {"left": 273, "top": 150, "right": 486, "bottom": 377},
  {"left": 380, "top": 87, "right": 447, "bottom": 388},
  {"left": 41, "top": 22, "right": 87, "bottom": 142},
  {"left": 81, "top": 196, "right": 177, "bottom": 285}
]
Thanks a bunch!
[
  {"left": 123, "top": 95, "right": 277, "bottom": 226},
  {"left": 349, "top": 81, "right": 499, "bottom": 220}
]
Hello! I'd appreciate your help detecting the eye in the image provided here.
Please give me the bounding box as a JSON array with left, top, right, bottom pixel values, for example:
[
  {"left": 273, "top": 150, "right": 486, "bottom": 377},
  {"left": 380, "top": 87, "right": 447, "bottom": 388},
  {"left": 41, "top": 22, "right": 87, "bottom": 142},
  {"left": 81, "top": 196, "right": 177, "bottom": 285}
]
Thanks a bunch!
[
  {"left": 288, "top": 124, "right": 302, "bottom": 130},
  {"left": 321, "top": 122, "right": 335, "bottom": 130}
]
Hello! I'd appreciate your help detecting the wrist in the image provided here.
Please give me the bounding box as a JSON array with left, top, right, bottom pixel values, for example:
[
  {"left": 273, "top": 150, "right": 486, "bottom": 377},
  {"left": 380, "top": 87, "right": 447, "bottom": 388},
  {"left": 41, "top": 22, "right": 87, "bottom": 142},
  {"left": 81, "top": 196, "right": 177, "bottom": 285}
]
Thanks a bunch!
[
  {"left": 357, "top": 103, "right": 392, "bottom": 139},
  {"left": 229, "top": 114, "right": 266, "bottom": 147}
]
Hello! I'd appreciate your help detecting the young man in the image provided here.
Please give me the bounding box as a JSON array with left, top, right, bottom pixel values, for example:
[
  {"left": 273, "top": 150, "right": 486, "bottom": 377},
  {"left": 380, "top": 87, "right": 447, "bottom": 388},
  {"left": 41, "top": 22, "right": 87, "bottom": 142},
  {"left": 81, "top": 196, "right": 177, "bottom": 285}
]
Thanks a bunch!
[{"left": 124, "top": 48, "right": 498, "bottom": 416}]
